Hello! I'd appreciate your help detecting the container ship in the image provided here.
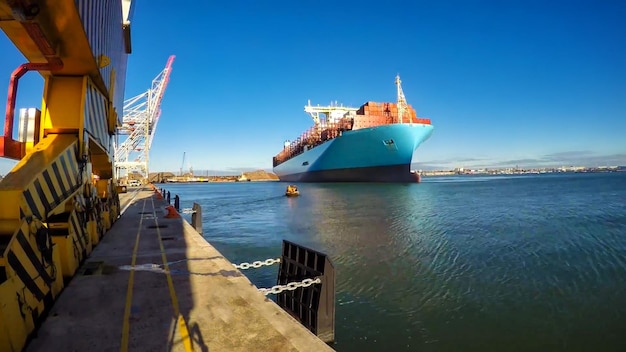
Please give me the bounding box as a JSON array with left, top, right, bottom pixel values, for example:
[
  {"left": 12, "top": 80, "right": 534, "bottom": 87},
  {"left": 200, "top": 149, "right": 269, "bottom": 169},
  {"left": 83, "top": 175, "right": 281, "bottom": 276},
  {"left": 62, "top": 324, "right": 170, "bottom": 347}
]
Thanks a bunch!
[{"left": 272, "top": 76, "right": 434, "bottom": 182}]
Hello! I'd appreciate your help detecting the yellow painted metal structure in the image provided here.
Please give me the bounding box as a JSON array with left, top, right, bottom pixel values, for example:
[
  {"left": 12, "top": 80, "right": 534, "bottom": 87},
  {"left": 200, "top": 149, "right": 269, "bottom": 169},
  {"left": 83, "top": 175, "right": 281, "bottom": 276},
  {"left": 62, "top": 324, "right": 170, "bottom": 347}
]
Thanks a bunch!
[{"left": 0, "top": 1, "right": 132, "bottom": 350}]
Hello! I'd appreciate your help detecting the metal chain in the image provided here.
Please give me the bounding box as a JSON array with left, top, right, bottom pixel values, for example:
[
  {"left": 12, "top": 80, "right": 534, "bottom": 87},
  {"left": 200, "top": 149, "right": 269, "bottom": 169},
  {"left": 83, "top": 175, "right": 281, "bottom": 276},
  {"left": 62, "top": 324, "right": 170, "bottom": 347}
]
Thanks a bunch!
[
  {"left": 233, "top": 257, "right": 281, "bottom": 270},
  {"left": 259, "top": 277, "right": 321, "bottom": 295}
]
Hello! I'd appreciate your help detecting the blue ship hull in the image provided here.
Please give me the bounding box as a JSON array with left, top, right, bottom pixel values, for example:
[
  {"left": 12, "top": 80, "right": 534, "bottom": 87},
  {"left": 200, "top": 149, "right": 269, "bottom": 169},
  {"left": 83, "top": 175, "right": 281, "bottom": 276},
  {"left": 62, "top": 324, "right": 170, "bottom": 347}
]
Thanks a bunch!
[{"left": 273, "top": 123, "right": 434, "bottom": 182}]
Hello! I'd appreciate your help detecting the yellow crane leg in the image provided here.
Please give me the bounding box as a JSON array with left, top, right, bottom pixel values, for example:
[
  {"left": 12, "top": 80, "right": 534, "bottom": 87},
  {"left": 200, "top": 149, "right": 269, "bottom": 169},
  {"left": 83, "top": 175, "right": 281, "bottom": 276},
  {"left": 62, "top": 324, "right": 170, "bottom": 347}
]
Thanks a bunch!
[
  {"left": 0, "top": 1, "right": 131, "bottom": 350},
  {"left": 0, "top": 77, "right": 117, "bottom": 350},
  {"left": 0, "top": 277, "right": 28, "bottom": 351},
  {"left": 0, "top": 217, "right": 64, "bottom": 351}
]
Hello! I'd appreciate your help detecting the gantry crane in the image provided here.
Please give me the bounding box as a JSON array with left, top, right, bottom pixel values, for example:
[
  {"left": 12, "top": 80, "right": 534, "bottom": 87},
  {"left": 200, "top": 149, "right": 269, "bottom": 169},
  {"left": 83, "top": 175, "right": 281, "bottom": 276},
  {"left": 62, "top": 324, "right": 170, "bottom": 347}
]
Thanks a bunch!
[
  {"left": 115, "top": 55, "right": 175, "bottom": 179},
  {"left": 0, "top": 1, "right": 134, "bottom": 350}
]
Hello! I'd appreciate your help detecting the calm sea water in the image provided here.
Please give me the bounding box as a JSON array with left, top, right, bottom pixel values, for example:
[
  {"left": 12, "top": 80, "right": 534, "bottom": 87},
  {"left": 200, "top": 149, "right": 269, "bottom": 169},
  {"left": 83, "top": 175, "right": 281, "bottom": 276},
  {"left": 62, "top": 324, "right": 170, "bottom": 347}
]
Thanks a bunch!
[{"left": 160, "top": 172, "right": 626, "bottom": 352}]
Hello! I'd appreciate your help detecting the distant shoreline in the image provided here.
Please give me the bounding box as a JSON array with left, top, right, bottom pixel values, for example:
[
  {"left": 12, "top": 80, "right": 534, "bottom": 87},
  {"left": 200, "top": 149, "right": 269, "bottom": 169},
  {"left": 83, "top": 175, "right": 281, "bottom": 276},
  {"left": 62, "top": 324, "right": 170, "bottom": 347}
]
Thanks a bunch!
[
  {"left": 158, "top": 179, "right": 280, "bottom": 184},
  {"left": 422, "top": 168, "right": 625, "bottom": 177},
  {"left": 144, "top": 167, "right": 625, "bottom": 184},
  {"left": 148, "top": 169, "right": 280, "bottom": 183}
]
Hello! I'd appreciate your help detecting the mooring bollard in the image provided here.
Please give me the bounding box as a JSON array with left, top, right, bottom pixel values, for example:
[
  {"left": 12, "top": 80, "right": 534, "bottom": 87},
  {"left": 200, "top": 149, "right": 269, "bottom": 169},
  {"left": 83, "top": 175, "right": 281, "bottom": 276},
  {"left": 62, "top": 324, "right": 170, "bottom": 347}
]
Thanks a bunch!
[
  {"left": 166, "top": 191, "right": 171, "bottom": 204},
  {"left": 174, "top": 195, "right": 180, "bottom": 211},
  {"left": 191, "top": 202, "right": 202, "bottom": 234}
]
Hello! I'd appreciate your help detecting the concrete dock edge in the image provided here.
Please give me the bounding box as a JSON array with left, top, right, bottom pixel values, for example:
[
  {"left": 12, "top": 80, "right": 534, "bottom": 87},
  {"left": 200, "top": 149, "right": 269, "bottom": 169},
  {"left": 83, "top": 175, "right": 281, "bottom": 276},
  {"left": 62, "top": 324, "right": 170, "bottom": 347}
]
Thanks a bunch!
[{"left": 25, "top": 189, "right": 335, "bottom": 352}]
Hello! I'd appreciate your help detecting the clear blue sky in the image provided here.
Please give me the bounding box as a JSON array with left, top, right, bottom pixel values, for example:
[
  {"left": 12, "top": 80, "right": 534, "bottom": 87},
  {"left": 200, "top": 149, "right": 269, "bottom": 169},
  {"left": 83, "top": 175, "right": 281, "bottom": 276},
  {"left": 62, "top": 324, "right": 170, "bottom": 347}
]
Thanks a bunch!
[{"left": 1, "top": 0, "right": 625, "bottom": 175}]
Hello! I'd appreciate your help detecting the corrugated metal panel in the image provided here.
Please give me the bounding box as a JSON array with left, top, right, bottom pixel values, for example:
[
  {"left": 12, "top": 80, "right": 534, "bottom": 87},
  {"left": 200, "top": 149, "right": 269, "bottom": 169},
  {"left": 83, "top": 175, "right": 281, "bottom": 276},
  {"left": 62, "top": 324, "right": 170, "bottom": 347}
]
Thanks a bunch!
[
  {"left": 85, "top": 80, "right": 111, "bottom": 153},
  {"left": 75, "top": 0, "right": 129, "bottom": 119}
]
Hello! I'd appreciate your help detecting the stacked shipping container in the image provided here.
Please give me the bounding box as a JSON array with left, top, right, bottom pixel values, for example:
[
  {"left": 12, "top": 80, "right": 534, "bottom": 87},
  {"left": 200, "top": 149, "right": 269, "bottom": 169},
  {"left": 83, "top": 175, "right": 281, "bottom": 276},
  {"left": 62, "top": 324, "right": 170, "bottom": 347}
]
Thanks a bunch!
[{"left": 354, "top": 102, "right": 431, "bottom": 128}]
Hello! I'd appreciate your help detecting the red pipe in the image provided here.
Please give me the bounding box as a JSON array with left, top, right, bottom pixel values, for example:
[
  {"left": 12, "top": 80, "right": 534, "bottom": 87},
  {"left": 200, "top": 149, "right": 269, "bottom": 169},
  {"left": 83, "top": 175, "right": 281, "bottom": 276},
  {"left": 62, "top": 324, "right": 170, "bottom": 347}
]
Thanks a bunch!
[
  {"left": 1, "top": 2, "right": 64, "bottom": 159},
  {"left": 1, "top": 62, "right": 62, "bottom": 159},
  {"left": 4, "top": 63, "right": 55, "bottom": 137}
]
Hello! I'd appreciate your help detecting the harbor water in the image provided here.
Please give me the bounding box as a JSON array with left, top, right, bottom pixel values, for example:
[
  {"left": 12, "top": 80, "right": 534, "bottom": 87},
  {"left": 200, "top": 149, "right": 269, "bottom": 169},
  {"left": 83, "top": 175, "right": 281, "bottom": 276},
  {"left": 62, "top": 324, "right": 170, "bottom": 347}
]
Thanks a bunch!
[{"left": 161, "top": 172, "right": 626, "bottom": 351}]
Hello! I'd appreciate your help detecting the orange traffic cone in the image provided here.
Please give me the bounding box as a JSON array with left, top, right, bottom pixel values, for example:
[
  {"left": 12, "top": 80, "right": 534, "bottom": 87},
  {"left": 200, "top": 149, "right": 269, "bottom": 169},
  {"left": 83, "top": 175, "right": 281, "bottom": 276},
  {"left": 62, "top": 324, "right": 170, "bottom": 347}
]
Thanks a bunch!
[{"left": 164, "top": 205, "right": 180, "bottom": 218}]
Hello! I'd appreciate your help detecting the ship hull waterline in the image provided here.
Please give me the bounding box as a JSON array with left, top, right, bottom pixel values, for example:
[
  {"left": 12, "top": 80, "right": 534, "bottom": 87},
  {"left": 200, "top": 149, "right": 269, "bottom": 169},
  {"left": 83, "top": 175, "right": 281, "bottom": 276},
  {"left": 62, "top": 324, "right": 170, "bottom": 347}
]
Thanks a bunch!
[{"left": 277, "top": 163, "right": 420, "bottom": 182}]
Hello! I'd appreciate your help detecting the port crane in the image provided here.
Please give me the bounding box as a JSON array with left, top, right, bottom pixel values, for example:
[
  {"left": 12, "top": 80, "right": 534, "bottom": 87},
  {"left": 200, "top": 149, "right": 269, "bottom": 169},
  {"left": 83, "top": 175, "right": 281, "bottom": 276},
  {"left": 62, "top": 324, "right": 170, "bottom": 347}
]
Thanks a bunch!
[{"left": 115, "top": 55, "right": 175, "bottom": 179}]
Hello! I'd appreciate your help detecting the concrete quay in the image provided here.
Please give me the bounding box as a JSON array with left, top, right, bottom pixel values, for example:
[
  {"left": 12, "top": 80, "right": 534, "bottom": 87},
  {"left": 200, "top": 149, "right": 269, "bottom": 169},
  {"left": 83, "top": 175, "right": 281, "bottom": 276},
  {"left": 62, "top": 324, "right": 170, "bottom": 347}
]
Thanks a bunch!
[{"left": 25, "top": 187, "right": 334, "bottom": 352}]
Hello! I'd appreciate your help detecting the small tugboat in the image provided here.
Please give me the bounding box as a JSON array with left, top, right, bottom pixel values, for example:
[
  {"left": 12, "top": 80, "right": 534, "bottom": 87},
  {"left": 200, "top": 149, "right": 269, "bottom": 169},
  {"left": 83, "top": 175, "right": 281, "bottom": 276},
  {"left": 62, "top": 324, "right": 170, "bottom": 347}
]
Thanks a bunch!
[{"left": 285, "top": 184, "right": 300, "bottom": 197}]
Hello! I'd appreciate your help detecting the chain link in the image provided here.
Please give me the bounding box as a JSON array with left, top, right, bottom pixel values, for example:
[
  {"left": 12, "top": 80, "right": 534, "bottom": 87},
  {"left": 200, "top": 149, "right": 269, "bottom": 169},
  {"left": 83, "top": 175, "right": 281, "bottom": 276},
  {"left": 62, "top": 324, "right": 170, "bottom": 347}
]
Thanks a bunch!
[
  {"left": 233, "top": 257, "right": 281, "bottom": 270},
  {"left": 259, "top": 277, "right": 321, "bottom": 295}
]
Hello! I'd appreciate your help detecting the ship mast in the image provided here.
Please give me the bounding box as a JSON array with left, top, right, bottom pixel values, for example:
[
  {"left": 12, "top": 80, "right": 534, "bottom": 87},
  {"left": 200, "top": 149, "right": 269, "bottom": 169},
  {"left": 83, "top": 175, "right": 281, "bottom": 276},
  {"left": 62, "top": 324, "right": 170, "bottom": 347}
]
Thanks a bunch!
[{"left": 395, "top": 74, "right": 410, "bottom": 124}]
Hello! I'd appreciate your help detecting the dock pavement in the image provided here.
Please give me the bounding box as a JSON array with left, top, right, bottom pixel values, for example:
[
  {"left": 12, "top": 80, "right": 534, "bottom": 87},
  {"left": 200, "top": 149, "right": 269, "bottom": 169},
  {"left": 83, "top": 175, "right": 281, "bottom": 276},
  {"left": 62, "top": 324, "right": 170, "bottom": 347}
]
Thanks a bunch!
[{"left": 26, "top": 187, "right": 335, "bottom": 352}]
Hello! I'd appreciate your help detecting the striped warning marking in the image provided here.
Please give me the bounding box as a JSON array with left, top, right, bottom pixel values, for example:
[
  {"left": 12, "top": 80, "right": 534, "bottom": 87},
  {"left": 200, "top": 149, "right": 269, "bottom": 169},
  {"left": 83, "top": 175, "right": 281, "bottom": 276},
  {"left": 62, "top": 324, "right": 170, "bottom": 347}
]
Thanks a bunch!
[
  {"left": 69, "top": 209, "right": 88, "bottom": 259},
  {"left": 4, "top": 220, "right": 55, "bottom": 308},
  {"left": 20, "top": 142, "right": 80, "bottom": 220}
]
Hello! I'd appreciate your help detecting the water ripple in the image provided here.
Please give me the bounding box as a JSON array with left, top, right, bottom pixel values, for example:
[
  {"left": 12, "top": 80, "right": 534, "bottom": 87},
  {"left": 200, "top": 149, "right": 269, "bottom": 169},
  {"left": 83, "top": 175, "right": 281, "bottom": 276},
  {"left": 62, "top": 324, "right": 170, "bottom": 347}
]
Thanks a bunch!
[{"left": 165, "top": 173, "right": 626, "bottom": 351}]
